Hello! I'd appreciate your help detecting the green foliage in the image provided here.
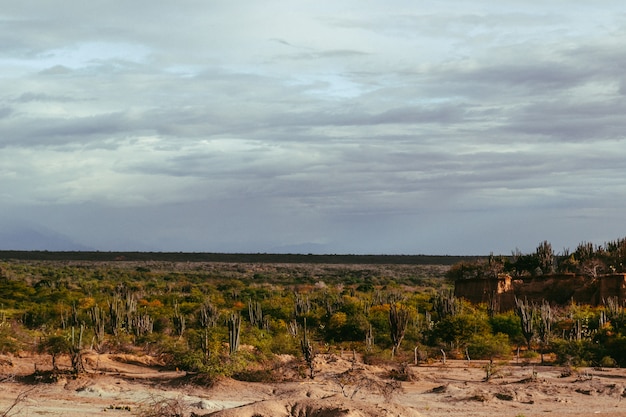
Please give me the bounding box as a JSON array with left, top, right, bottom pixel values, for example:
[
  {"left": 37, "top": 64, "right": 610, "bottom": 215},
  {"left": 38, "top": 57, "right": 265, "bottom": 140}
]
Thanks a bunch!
[
  {"left": 267, "top": 330, "right": 300, "bottom": 355},
  {"left": 551, "top": 339, "right": 601, "bottom": 367},
  {"left": 489, "top": 311, "right": 524, "bottom": 346},
  {"left": 467, "top": 332, "right": 511, "bottom": 360},
  {"left": 600, "top": 334, "right": 626, "bottom": 367},
  {"left": 6, "top": 252, "right": 626, "bottom": 379},
  {"left": 445, "top": 257, "right": 505, "bottom": 281},
  {"left": 429, "top": 309, "right": 491, "bottom": 348}
]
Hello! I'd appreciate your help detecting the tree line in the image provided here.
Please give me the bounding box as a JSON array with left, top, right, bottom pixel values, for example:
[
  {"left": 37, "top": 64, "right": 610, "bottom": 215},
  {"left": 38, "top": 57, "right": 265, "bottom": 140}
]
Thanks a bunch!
[{"left": 447, "top": 237, "right": 626, "bottom": 280}]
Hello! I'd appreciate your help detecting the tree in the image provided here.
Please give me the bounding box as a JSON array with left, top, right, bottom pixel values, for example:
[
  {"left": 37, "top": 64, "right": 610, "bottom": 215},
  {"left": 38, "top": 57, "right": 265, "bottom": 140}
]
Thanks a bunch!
[
  {"left": 489, "top": 310, "right": 524, "bottom": 346},
  {"left": 39, "top": 335, "right": 70, "bottom": 370},
  {"left": 430, "top": 310, "right": 491, "bottom": 350}
]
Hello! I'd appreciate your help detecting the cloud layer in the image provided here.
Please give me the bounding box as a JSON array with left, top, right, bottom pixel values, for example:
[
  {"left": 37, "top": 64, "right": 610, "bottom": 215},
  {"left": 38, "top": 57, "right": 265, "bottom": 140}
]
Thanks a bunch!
[{"left": 1, "top": 1, "right": 625, "bottom": 254}]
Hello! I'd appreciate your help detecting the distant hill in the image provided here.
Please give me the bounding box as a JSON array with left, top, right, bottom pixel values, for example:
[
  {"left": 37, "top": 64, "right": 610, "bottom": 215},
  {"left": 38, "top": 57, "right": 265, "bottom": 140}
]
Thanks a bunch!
[{"left": 0, "top": 226, "right": 93, "bottom": 251}]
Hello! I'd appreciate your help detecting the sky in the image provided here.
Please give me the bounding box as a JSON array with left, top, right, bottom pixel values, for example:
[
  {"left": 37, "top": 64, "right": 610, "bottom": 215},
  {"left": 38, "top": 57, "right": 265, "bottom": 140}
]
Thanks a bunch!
[{"left": 1, "top": 1, "right": 626, "bottom": 255}]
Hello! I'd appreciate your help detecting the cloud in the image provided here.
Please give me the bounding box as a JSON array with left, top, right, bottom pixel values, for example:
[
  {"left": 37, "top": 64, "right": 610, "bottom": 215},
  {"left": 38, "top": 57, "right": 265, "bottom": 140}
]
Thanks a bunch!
[{"left": 1, "top": 1, "right": 626, "bottom": 253}]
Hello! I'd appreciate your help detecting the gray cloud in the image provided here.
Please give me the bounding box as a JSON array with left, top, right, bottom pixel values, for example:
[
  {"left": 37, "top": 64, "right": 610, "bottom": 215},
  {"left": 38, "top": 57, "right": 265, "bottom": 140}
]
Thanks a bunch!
[{"left": 1, "top": 1, "right": 626, "bottom": 254}]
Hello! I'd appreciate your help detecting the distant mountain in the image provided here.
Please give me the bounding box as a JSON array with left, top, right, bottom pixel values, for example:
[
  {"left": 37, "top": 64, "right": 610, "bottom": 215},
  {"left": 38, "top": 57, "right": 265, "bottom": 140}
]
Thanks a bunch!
[{"left": 0, "top": 225, "right": 93, "bottom": 251}]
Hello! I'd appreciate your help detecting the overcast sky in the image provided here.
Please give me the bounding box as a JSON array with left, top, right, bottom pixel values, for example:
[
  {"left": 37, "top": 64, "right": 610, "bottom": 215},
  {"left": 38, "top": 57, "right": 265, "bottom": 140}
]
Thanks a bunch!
[{"left": 1, "top": 1, "right": 625, "bottom": 255}]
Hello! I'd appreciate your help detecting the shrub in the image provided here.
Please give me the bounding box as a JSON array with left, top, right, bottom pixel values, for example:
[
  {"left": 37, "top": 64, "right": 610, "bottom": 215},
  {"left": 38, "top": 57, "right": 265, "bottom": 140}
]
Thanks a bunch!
[
  {"left": 551, "top": 339, "right": 600, "bottom": 367},
  {"left": 489, "top": 311, "right": 524, "bottom": 346},
  {"left": 599, "top": 356, "right": 617, "bottom": 368},
  {"left": 429, "top": 310, "right": 491, "bottom": 348},
  {"left": 467, "top": 333, "right": 511, "bottom": 360}
]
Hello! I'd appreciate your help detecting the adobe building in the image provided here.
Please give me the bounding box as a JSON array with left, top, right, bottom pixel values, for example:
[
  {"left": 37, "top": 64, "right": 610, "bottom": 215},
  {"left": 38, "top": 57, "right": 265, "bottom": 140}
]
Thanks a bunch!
[{"left": 454, "top": 273, "right": 626, "bottom": 310}]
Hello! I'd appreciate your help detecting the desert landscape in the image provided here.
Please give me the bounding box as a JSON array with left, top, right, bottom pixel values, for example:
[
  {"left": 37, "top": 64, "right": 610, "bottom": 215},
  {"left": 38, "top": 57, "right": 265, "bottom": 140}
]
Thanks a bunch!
[
  {"left": 3, "top": 250, "right": 626, "bottom": 417},
  {"left": 3, "top": 350, "right": 626, "bottom": 417}
]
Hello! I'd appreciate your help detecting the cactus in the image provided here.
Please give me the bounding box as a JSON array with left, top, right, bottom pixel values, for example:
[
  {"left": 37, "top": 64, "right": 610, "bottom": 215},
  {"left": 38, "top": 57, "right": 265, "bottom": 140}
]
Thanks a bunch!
[
  {"left": 201, "top": 327, "right": 211, "bottom": 360},
  {"left": 248, "top": 299, "right": 264, "bottom": 329},
  {"left": 603, "top": 296, "right": 624, "bottom": 331},
  {"left": 537, "top": 300, "right": 553, "bottom": 363},
  {"left": 287, "top": 320, "right": 298, "bottom": 337},
  {"left": 300, "top": 318, "right": 315, "bottom": 378},
  {"left": 89, "top": 304, "right": 106, "bottom": 345},
  {"left": 71, "top": 302, "right": 79, "bottom": 327},
  {"left": 294, "top": 293, "right": 311, "bottom": 317},
  {"left": 365, "top": 324, "right": 374, "bottom": 352},
  {"left": 132, "top": 310, "right": 154, "bottom": 337},
  {"left": 424, "top": 310, "right": 434, "bottom": 330},
  {"left": 515, "top": 297, "right": 535, "bottom": 349},
  {"left": 389, "top": 303, "right": 409, "bottom": 357},
  {"left": 322, "top": 291, "right": 342, "bottom": 317},
  {"left": 432, "top": 290, "right": 461, "bottom": 320},
  {"left": 70, "top": 325, "right": 85, "bottom": 374},
  {"left": 199, "top": 300, "right": 219, "bottom": 328},
  {"left": 108, "top": 296, "right": 121, "bottom": 335},
  {"left": 228, "top": 313, "right": 241, "bottom": 355},
  {"left": 172, "top": 302, "right": 186, "bottom": 338}
]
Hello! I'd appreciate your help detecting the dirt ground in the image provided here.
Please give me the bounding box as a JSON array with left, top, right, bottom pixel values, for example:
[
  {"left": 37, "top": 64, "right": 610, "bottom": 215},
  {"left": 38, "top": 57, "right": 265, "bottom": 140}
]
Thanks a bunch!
[{"left": 2, "top": 352, "right": 626, "bottom": 417}]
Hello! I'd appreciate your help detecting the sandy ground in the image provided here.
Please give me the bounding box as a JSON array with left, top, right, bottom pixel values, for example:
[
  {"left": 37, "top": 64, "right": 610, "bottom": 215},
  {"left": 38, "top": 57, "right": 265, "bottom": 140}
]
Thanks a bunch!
[{"left": 2, "top": 352, "right": 626, "bottom": 417}]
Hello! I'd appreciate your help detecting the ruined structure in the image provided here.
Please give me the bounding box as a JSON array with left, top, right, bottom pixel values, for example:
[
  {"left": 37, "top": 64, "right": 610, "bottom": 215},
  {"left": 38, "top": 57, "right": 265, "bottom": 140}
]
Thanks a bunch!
[{"left": 454, "top": 273, "right": 626, "bottom": 311}]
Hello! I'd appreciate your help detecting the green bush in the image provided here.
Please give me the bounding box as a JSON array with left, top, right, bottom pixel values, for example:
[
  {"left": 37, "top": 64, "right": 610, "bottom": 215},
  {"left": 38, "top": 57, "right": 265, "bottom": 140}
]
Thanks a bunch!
[
  {"left": 429, "top": 310, "right": 491, "bottom": 348},
  {"left": 599, "top": 356, "right": 617, "bottom": 368},
  {"left": 551, "top": 339, "right": 600, "bottom": 367},
  {"left": 467, "top": 333, "right": 511, "bottom": 360},
  {"left": 602, "top": 334, "right": 626, "bottom": 367},
  {"left": 489, "top": 311, "right": 524, "bottom": 346}
]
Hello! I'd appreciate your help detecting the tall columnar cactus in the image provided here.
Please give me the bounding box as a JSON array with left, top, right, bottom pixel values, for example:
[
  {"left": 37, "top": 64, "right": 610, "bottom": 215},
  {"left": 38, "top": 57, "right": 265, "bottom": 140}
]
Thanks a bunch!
[
  {"left": 71, "top": 302, "right": 79, "bottom": 327},
  {"left": 70, "top": 325, "right": 85, "bottom": 374},
  {"left": 432, "top": 290, "right": 461, "bottom": 320},
  {"left": 537, "top": 300, "right": 553, "bottom": 363},
  {"left": 294, "top": 293, "right": 311, "bottom": 317},
  {"left": 201, "top": 327, "right": 211, "bottom": 360},
  {"left": 132, "top": 311, "right": 154, "bottom": 337},
  {"left": 536, "top": 240, "right": 555, "bottom": 274},
  {"left": 89, "top": 304, "right": 106, "bottom": 346},
  {"left": 228, "top": 313, "right": 241, "bottom": 355},
  {"left": 108, "top": 296, "right": 121, "bottom": 336},
  {"left": 108, "top": 291, "right": 139, "bottom": 336},
  {"left": 603, "top": 296, "right": 624, "bottom": 332},
  {"left": 323, "top": 291, "right": 342, "bottom": 317},
  {"left": 287, "top": 320, "right": 298, "bottom": 337},
  {"left": 300, "top": 318, "right": 315, "bottom": 378},
  {"left": 172, "top": 302, "right": 186, "bottom": 338},
  {"left": 248, "top": 299, "right": 264, "bottom": 329},
  {"left": 389, "top": 303, "right": 409, "bottom": 357},
  {"left": 515, "top": 297, "right": 535, "bottom": 349},
  {"left": 124, "top": 292, "right": 137, "bottom": 333},
  {"left": 365, "top": 323, "right": 374, "bottom": 352},
  {"left": 199, "top": 300, "right": 219, "bottom": 328}
]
